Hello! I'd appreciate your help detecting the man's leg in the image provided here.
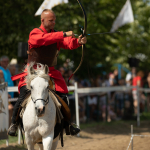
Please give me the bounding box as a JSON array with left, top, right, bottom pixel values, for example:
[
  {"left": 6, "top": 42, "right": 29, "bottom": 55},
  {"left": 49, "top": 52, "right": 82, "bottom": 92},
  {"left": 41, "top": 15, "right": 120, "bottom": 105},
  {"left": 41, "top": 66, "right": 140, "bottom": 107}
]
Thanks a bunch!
[
  {"left": 55, "top": 91, "right": 80, "bottom": 136},
  {"left": 8, "top": 86, "right": 30, "bottom": 136}
]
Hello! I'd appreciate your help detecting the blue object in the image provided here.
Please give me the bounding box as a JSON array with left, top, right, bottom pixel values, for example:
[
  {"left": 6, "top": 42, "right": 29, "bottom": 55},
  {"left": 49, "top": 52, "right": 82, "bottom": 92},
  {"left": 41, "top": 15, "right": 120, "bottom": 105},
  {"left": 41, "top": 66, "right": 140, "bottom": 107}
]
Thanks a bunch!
[
  {"left": 114, "top": 64, "right": 130, "bottom": 79},
  {"left": 0, "top": 66, "right": 14, "bottom": 98}
]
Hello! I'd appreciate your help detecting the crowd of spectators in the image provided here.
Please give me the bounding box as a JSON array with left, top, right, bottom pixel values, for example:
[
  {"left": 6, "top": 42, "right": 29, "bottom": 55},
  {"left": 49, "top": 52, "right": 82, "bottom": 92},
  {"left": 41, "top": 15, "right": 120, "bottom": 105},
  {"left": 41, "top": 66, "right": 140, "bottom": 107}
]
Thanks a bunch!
[
  {"left": 57, "top": 64, "right": 150, "bottom": 123},
  {"left": 1, "top": 56, "right": 150, "bottom": 124}
]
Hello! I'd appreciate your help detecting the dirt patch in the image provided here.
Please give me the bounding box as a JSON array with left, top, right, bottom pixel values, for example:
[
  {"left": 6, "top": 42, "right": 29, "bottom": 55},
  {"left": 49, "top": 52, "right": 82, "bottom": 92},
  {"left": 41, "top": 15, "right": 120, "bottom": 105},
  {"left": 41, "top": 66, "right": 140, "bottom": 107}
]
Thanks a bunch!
[{"left": 0, "top": 121, "right": 150, "bottom": 150}]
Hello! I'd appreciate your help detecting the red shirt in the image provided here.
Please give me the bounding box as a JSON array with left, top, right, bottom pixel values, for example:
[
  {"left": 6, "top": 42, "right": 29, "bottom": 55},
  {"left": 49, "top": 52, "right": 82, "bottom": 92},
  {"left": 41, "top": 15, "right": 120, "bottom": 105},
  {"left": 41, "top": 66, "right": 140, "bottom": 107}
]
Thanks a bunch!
[
  {"left": 132, "top": 76, "right": 142, "bottom": 90},
  {"left": 17, "top": 25, "right": 81, "bottom": 93},
  {"left": 28, "top": 25, "right": 81, "bottom": 50}
]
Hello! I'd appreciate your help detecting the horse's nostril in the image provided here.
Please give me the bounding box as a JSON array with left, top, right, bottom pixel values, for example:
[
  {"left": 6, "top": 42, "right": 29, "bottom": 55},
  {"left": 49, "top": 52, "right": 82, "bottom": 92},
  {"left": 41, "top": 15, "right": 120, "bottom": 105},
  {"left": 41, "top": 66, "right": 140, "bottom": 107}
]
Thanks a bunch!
[
  {"left": 38, "top": 109, "right": 41, "bottom": 113},
  {"left": 35, "top": 107, "right": 37, "bottom": 110},
  {"left": 43, "top": 106, "right": 45, "bottom": 112}
]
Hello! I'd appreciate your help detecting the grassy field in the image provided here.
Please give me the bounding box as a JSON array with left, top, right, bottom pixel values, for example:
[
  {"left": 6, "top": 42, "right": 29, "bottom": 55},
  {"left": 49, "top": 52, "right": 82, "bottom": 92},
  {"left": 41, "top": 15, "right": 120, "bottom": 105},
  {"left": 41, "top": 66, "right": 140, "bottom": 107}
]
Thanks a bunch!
[{"left": 0, "top": 136, "right": 18, "bottom": 145}]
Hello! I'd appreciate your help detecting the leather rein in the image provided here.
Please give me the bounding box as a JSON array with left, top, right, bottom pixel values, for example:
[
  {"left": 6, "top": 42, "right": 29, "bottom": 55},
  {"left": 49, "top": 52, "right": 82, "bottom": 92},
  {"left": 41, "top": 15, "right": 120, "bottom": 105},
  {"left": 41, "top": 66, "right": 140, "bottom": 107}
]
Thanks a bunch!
[{"left": 31, "top": 95, "right": 49, "bottom": 105}]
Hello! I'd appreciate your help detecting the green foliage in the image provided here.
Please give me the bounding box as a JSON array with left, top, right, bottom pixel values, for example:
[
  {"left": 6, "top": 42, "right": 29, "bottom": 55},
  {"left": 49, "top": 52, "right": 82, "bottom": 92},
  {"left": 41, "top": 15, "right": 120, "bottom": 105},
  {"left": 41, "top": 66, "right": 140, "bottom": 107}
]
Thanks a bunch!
[
  {"left": 1, "top": 0, "right": 150, "bottom": 77},
  {"left": 140, "top": 112, "right": 150, "bottom": 120},
  {"left": 0, "top": 0, "right": 42, "bottom": 58}
]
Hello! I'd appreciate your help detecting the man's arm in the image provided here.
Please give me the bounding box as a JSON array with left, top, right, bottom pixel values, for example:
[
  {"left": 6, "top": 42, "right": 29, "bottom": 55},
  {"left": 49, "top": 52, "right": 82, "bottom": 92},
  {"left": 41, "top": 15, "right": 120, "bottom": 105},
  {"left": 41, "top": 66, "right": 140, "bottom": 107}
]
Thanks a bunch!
[
  {"left": 58, "top": 34, "right": 87, "bottom": 50},
  {"left": 58, "top": 36, "right": 81, "bottom": 50},
  {"left": 28, "top": 28, "right": 64, "bottom": 49}
]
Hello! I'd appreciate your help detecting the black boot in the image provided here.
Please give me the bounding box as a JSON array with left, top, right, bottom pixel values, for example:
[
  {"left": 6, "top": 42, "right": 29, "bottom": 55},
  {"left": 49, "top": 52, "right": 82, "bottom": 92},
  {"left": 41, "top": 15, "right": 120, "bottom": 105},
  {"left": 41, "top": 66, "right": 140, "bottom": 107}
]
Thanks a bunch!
[
  {"left": 65, "top": 124, "right": 80, "bottom": 136},
  {"left": 70, "top": 125, "right": 80, "bottom": 136},
  {"left": 56, "top": 92, "right": 81, "bottom": 136},
  {"left": 7, "top": 123, "right": 18, "bottom": 136}
]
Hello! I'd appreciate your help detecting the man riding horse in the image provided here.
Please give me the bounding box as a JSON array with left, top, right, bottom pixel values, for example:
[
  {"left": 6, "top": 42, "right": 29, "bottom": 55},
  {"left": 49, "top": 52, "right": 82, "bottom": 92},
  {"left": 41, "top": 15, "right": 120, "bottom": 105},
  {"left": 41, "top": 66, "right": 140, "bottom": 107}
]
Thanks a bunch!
[{"left": 8, "top": 9, "right": 87, "bottom": 136}]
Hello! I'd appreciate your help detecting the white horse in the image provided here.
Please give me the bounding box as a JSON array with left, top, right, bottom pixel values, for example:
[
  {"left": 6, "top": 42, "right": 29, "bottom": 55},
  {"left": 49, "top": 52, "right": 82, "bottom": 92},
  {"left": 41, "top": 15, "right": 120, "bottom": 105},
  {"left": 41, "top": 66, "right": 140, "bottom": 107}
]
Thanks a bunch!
[{"left": 23, "top": 63, "right": 59, "bottom": 150}]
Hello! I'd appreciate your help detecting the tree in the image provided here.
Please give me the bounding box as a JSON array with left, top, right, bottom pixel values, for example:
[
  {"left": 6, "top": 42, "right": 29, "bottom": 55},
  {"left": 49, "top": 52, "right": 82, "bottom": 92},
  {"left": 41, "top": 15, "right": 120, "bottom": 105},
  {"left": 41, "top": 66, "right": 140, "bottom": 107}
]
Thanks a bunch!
[
  {"left": 1, "top": 0, "right": 150, "bottom": 77},
  {"left": 0, "top": 0, "right": 42, "bottom": 58}
]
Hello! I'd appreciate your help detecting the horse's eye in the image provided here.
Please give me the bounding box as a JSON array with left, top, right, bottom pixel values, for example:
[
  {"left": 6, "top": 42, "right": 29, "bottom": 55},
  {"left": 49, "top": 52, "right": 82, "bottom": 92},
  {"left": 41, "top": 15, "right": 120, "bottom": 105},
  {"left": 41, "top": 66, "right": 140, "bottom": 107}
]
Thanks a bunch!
[{"left": 31, "top": 86, "right": 33, "bottom": 89}]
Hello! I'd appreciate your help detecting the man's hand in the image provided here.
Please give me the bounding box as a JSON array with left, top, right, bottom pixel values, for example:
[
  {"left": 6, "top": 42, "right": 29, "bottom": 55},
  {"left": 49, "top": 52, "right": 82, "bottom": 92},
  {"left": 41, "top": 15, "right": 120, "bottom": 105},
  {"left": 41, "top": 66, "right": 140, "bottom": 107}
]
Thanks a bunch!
[
  {"left": 78, "top": 35, "right": 87, "bottom": 45},
  {"left": 64, "top": 31, "right": 75, "bottom": 38}
]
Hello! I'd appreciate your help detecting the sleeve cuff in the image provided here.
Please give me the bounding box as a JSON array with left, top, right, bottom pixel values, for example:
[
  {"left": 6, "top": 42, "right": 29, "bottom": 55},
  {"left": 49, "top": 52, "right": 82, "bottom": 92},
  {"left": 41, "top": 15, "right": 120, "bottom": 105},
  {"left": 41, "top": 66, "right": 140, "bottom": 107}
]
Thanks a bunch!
[{"left": 77, "top": 39, "right": 82, "bottom": 46}]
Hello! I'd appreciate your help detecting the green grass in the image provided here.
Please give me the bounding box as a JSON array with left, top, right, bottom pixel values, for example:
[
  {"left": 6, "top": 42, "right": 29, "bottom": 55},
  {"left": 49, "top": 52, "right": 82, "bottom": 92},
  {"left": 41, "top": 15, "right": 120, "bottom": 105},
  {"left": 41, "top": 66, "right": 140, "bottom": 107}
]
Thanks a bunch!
[
  {"left": 80, "top": 119, "right": 138, "bottom": 130},
  {"left": 140, "top": 112, "right": 150, "bottom": 120},
  {"left": 0, "top": 136, "right": 18, "bottom": 145}
]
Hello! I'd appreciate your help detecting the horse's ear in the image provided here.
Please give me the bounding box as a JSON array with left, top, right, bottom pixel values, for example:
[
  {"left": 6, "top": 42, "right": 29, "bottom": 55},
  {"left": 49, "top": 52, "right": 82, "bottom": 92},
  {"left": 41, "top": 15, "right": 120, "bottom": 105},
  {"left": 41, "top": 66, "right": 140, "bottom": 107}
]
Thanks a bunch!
[
  {"left": 30, "top": 66, "right": 35, "bottom": 75},
  {"left": 44, "top": 65, "right": 49, "bottom": 74}
]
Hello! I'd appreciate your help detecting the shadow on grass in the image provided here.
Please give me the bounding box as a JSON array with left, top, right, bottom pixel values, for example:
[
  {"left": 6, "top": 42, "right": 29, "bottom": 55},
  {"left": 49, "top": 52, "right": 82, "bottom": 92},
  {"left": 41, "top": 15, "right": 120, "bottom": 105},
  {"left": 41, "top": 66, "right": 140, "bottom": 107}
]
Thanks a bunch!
[
  {"left": 0, "top": 145, "right": 27, "bottom": 150},
  {"left": 80, "top": 119, "right": 150, "bottom": 136}
]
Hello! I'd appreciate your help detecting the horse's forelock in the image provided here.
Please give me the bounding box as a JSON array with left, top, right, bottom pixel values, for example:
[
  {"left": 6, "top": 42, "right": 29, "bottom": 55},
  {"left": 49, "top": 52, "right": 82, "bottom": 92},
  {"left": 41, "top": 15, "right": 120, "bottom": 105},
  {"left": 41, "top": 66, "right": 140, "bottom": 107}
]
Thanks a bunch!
[{"left": 25, "top": 63, "right": 50, "bottom": 90}]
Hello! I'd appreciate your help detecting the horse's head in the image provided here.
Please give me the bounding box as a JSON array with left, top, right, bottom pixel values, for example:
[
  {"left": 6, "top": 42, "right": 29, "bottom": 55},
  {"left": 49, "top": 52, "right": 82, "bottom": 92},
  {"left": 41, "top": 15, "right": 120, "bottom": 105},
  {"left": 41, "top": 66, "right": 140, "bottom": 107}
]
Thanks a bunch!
[{"left": 26, "top": 63, "right": 50, "bottom": 117}]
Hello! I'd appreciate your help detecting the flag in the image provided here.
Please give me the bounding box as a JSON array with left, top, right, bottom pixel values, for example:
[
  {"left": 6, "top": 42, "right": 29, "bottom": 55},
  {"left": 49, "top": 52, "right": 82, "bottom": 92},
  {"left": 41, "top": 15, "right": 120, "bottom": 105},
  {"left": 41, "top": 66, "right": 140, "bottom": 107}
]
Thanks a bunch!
[
  {"left": 35, "top": 0, "right": 68, "bottom": 16},
  {"left": 110, "top": 0, "right": 134, "bottom": 32},
  {"left": 0, "top": 83, "right": 8, "bottom": 140}
]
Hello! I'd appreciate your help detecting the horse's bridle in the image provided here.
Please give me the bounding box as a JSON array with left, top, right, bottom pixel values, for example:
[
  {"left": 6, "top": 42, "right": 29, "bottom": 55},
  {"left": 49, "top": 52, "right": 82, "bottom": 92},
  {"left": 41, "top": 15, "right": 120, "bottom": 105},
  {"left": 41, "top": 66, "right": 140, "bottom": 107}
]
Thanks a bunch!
[{"left": 31, "top": 96, "right": 49, "bottom": 105}]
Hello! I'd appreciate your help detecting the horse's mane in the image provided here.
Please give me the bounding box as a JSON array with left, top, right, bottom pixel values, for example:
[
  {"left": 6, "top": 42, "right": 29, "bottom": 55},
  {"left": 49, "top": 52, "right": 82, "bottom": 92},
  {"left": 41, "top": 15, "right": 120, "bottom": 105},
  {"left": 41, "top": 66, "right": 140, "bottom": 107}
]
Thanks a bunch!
[{"left": 25, "top": 63, "right": 50, "bottom": 90}]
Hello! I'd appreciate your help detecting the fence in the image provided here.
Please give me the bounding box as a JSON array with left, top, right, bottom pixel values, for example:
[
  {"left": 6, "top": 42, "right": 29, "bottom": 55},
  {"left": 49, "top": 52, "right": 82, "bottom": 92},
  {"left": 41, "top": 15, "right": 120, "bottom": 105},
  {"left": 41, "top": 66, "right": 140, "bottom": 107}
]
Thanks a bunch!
[
  {"left": 126, "top": 125, "right": 150, "bottom": 150},
  {"left": 0, "top": 82, "right": 9, "bottom": 146},
  {"left": 68, "top": 83, "right": 150, "bottom": 127},
  {"left": 5, "top": 82, "right": 150, "bottom": 144}
]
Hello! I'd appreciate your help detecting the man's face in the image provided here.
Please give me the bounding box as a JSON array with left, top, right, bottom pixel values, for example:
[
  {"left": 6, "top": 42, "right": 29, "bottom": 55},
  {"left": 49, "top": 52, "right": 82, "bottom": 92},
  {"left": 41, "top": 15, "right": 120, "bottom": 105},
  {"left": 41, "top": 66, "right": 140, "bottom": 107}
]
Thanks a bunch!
[
  {"left": 59, "top": 67, "right": 65, "bottom": 75},
  {"left": 43, "top": 12, "right": 56, "bottom": 31},
  {"left": 9, "top": 65, "right": 16, "bottom": 76},
  {"left": 0, "top": 58, "right": 9, "bottom": 69}
]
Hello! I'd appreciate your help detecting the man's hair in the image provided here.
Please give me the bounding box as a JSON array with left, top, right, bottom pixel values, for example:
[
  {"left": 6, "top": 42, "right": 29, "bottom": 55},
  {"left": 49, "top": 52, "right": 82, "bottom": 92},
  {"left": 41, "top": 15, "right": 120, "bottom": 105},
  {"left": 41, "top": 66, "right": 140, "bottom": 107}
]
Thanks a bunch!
[
  {"left": 41, "top": 9, "right": 55, "bottom": 17},
  {"left": 0, "top": 55, "right": 9, "bottom": 62}
]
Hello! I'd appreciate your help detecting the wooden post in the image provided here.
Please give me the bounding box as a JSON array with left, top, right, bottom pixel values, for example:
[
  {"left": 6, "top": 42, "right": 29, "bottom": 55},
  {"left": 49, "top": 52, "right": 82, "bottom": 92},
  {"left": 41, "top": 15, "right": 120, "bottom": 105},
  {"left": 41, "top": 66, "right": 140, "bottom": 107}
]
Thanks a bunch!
[{"left": 74, "top": 82, "right": 80, "bottom": 136}]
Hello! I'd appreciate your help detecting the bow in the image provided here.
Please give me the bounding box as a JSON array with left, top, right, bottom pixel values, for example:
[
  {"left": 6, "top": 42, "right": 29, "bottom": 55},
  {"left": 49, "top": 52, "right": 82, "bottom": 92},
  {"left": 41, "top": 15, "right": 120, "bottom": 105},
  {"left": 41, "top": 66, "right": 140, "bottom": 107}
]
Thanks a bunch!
[{"left": 68, "top": 0, "right": 87, "bottom": 82}]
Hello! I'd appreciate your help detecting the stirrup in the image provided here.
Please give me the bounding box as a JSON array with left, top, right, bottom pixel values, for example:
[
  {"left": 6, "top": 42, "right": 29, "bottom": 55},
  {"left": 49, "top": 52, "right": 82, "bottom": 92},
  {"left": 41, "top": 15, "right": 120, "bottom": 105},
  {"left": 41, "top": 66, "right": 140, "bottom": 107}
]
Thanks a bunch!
[
  {"left": 70, "top": 123, "right": 80, "bottom": 136},
  {"left": 7, "top": 123, "right": 18, "bottom": 137}
]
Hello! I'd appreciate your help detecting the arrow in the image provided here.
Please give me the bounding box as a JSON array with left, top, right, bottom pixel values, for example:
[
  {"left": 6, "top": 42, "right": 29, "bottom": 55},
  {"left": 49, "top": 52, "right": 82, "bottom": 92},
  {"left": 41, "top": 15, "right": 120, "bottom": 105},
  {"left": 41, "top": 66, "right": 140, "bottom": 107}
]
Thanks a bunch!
[{"left": 74, "top": 31, "right": 120, "bottom": 36}]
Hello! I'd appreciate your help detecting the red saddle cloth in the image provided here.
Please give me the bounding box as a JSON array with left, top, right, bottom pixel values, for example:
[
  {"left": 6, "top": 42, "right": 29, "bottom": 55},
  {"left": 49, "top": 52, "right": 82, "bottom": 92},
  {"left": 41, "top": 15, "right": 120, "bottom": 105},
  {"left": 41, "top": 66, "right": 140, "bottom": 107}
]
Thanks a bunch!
[{"left": 11, "top": 66, "right": 68, "bottom": 94}]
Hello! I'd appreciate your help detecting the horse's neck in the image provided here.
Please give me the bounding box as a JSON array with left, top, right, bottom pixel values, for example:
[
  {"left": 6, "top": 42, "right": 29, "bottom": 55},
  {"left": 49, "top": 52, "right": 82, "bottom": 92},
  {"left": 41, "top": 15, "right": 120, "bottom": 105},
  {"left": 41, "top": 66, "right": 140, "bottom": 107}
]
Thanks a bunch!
[{"left": 46, "top": 96, "right": 56, "bottom": 114}]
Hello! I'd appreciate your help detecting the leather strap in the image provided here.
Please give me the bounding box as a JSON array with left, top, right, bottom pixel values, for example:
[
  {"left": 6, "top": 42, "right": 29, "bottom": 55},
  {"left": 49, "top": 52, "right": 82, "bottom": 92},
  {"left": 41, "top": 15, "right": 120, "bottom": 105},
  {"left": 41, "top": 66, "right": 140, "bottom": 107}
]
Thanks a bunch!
[
  {"left": 49, "top": 89, "right": 71, "bottom": 120},
  {"left": 38, "top": 27, "right": 44, "bottom": 32}
]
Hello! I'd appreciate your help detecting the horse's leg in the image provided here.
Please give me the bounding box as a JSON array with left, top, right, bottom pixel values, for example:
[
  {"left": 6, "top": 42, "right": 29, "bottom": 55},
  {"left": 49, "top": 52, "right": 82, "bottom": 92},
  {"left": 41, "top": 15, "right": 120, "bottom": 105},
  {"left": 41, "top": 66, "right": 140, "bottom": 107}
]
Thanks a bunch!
[
  {"left": 37, "top": 143, "right": 43, "bottom": 150},
  {"left": 42, "top": 133, "right": 54, "bottom": 150},
  {"left": 25, "top": 132, "right": 35, "bottom": 150},
  {"left": 51, "top": 139, "right": 59, "bottom": 150}
]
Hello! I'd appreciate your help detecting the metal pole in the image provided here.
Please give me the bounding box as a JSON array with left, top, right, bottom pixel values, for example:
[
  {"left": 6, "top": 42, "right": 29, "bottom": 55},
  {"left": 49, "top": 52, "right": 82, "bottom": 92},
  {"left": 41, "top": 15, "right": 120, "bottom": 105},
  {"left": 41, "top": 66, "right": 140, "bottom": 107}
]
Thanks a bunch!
[
  {"left": 137, "top": 86, "right": 140, "bottom": 127},
  {"left": 131, "top": 125, "right": 133, "bottom": 150},
  {"left": 97, "top": 95, "right": 100, "bottom": 122},
  {"left": 74, "top": 82, "right": 80, "bottom": 136},
  {"left": 86, "top": 95, "right": 89, "bottom": 122},
  {"left": 106, "top": 93, "right": 108, "bottom": 122},
  {"left": 118, "top": 64, "right": 122, "bottom": 79}
]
